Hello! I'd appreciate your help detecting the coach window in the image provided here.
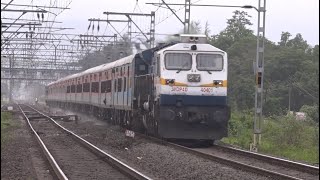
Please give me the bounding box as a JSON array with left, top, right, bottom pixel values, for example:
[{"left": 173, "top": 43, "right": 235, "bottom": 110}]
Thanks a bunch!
[
  {"left": 101, "top": 81, "right": 107, "bottom": 93},
  {"left": 118, "top": 78, "right": 122, "bottom": 92},
  {"left": 165, "top": 53, "right": 192, "bottom": 70},
  {"left": 106, "top": 80, "right": 111, "bottom": 93},
  {"left": 71, "top": 85, "right": 75, "bottom": 93},
  {"left": 114, "top": 80, "right": 117, "bottom": 92},
  {"left": 76, "top": 84, "right": 82, "bottom": 93},
  {"left": 156, "top": 55, "right": 160, "bottom": 76},
  {"left": 91, "top": 82, "right": 99, "bottom": 93},
  {"left": 67, "top": 86, "right": 70, "bottom": 93},
  {"left": 196, "top": 54, "right": 223, "bottom": 71},
  {"left": 123, "top": 77, "right": 126, "bottom": 91},
  {"left": 83, "top": 83, "right": 90, "bottom": 92},
  {"left": 71, "top": 85, "right": 76, "bottom": 93}
]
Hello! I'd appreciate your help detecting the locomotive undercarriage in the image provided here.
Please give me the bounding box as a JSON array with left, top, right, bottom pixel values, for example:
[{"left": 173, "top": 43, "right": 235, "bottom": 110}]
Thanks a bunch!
[
  {"left": 46, "top": 100, "right": 229, "bottom": 142},
  {"left": 157, "top": 105, "right": 230, "bottom": 140}
]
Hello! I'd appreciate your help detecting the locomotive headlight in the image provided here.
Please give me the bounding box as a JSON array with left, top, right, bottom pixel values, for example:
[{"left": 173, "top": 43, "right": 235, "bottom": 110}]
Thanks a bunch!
[
  {"left": 213, "top": 80, "right": 223, "bottom": 86},
  {"left": 165, "top": 79, "right": 175, "bottom": 85},
  {"left": 187, "top": 74, "right": 201, "bottom": 82}
]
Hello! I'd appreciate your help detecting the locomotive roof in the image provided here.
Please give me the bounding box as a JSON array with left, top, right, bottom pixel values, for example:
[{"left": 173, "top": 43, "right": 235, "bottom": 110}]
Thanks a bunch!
[{"left": 158, "top": 43, "right": 226, "bottom": 53}]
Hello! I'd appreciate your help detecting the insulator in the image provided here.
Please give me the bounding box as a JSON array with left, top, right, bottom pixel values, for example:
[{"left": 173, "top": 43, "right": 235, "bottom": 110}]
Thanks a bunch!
[{"left": 37, "top": 13, "right": 40, "bottom": 19}]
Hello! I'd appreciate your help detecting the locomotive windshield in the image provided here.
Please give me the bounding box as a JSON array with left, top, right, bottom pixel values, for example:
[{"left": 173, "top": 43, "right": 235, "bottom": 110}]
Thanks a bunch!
[
  {"left": 165, "top": 53, "right": 192, "bottom": 70},
  {"left": 196, "top": 54, "right": 223, "bottom": 71}
]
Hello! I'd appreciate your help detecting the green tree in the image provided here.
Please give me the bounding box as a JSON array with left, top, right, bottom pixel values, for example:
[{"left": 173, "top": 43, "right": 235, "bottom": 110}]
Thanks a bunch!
[
  {"left": 278, "top": 32, "right": 291, "bottom": 47},
  {"left": 210, "top": 10, "right": 254, "bottom": 51}
]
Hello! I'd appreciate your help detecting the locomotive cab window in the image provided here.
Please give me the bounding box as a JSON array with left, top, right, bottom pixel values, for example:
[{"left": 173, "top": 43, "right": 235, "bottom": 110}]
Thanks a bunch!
[
  {"left": 196, "top": 54, "right": 223, "bottom": 71},
  {"left": 164, "top": 53, "right": 192, "bottom": 70}
]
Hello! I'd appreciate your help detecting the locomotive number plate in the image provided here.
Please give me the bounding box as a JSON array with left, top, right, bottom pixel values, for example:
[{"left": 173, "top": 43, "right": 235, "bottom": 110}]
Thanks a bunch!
[
  {"left": 200, "top": 87, "right": 213, "bottom": 93},
  {"left": 171, "top": 86, "right": 188, "bottom": 92}
]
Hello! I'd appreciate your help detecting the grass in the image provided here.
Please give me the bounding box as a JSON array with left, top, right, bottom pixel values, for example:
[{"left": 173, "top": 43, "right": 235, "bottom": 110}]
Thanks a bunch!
[
  {"left": 1, "top": 112, "right": 13, "bottom": 147},
  {"left": 222, "top": 111, "right": 319, "bottom": 164}
]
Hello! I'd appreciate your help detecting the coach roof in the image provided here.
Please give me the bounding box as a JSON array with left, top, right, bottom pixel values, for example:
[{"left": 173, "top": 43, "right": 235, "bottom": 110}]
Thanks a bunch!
[{"left": 47, "top": 54, "right": 135, "bottom": 86}]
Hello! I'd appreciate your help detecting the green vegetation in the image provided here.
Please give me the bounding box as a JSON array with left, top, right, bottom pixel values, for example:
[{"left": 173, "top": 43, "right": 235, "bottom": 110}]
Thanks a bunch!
[
  {"left": 223, "top": 111, "right": 319, "bottom": 164},
  {"left": 184, "top": 11, "right": 319, "bottom": 163},
  {"left": 1, "top": 112, "right": 12, "bottom": 147}
]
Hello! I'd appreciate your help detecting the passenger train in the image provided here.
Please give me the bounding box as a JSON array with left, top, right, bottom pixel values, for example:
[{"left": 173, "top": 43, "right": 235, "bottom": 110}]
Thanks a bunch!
[{"left": 45, "top": 34, "right": 230, "bottom": 142}]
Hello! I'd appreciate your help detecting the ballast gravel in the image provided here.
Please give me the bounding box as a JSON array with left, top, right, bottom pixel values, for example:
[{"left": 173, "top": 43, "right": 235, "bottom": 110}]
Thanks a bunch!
[{"left": 39, "top": 106, "right": 273, "bottom": 180}]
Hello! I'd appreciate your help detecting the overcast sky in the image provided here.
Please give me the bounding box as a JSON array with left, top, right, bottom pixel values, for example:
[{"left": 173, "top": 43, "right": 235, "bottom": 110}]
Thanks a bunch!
[{"left": 2, "top": 0, "right": 319, "bottom": 46}]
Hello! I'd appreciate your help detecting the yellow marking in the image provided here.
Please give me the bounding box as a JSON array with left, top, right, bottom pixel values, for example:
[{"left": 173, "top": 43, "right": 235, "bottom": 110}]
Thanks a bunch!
[
  {"left": 200, "top": 80, "right": 227, "bottom": 87},
  {"left": 160, "top": 78, "right": 227, "bottom": 87},
  {"left": 160, "top": 78, "right": 188, "bottom": 86}
]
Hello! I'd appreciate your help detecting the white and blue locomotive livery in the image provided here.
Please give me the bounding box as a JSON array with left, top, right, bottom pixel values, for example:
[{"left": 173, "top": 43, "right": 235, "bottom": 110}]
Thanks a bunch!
[{"left": 45, "top": 34, "right": 230, "bottom": 141}]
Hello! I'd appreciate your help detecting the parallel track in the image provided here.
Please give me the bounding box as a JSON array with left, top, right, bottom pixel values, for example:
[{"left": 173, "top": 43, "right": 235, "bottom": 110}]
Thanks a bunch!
[
  {"left": 18, "top": 103, "right": 151, "bottom": 180},
  {"left": 214, "top": 144, "right": 319, "bottom": 175},
  {"left": 137, "top": 133, "right": 319, "bottom": 180}
]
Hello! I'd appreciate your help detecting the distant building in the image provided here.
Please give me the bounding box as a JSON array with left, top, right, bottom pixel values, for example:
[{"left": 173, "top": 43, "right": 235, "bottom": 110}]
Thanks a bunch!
[
  {"left": 295, "top": 112, "right": 306, "bottom": 121},
  {"left": 288, "top": 111, "right": 306, "bottom": 121}
]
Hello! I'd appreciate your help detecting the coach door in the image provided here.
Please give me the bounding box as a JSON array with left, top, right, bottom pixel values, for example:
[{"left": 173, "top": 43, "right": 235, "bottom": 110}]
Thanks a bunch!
[
  {"left": 119, "top": 67, "right": 125, "bottom": 109},
  {"left": 98, "top": 72, "right": 102, "bottom": 106},
  {"left": 113, "top": 70, "right": 116, "bottom": 107},
  {"left": 89, "top": 74, "right": 93, "bottom": 104},
  {"left": 124, "top": 66, "right": 129, "bottom": 108}
]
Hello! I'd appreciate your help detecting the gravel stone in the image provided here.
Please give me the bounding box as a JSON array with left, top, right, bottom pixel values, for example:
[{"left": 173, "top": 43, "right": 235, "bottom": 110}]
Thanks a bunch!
[
  {"left": 45, "top": 107, "right": 273, "bottom": 180},
  {"left": 1, "top": 110, "right": 54, "bottom": 180}
]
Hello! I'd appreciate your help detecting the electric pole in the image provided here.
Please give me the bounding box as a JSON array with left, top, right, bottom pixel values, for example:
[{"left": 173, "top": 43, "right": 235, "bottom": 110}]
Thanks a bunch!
[{"left": 251, "top": 0, "right": 267, "bottom": 152}]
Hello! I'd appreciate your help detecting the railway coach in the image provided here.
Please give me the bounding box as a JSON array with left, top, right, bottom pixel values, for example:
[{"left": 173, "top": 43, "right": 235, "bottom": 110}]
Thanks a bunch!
[{"left": 45, "top": 34, "right": 230, "bottom": 142}]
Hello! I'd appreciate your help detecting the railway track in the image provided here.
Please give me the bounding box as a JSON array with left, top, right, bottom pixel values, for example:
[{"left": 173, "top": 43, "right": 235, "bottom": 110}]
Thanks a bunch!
[
  {"left": 213, "top": 144, "right": 319, "bottom": 174},
  {"left": 17, "top": 103, "right": 151, "bottom": 180},
  {"left": 137, "top": 134, "right": 319, "bottom": 180}
]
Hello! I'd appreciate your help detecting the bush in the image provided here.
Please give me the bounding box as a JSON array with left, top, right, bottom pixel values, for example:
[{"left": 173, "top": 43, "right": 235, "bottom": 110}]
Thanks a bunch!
[
  {"left": 223, "top": 111, "right": 253, "bottom": 149},
  {"left": 261, "top": 115, "right": 319, "bottom": 163},
  {"left": 1, "top": 112, "right": 12, "bottom": 147},
  {"left": 223, "top": 112, "right": 319, "bottom": 164},
  {"left": 300, "top": 105, "right": 319, "bottom": 123}
]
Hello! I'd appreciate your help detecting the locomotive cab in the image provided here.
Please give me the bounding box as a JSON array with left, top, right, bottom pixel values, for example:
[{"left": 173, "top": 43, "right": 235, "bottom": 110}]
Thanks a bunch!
[{"left": 152, "top": 35, "right": 230, "bottom": 141}]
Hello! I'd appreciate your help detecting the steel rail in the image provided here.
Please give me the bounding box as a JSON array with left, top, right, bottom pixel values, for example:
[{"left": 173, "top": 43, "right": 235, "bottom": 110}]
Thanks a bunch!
[
  {"left": 17, "top": 104, "right": 68, "bottom": 180},
  {"left": 136, "top": 133, "right": 303, "bottom": 180},
  {"left": 23, "top": 104, "right": 152, "bottom": 180},
  {"left": 215, "top": 144, "right": 319, "bottom": 175}
]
